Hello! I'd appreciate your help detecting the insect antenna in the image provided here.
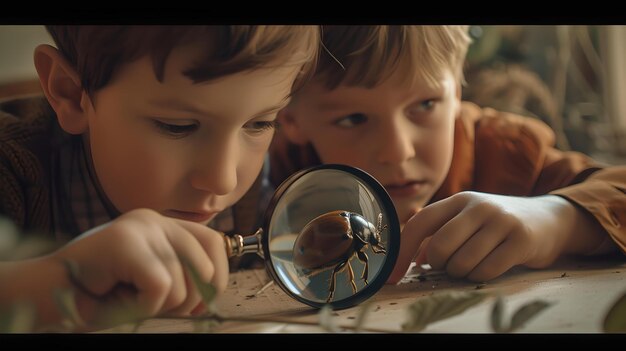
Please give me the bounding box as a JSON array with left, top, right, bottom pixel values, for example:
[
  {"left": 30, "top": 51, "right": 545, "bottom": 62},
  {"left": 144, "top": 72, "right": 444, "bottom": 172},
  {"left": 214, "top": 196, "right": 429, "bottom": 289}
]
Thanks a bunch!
[{"left": 376, "top": 212, "right": 388, "bottom": 234}]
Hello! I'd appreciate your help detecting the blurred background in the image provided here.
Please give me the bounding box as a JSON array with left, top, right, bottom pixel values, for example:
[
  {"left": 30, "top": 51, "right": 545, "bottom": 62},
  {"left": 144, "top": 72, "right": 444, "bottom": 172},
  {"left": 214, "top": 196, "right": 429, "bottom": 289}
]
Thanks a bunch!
[
  {"left": 1, "top": 25, "right": 625, "bottom": 164},
  {"left": 463, "top": 25, "right": 626, "bottom": 165}
]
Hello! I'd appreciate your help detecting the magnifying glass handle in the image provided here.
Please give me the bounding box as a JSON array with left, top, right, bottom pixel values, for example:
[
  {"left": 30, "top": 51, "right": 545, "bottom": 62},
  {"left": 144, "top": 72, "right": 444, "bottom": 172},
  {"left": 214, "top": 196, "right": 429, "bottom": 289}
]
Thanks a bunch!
[{"left": 223, "top": 228, "right": 264, "bottom": 259}]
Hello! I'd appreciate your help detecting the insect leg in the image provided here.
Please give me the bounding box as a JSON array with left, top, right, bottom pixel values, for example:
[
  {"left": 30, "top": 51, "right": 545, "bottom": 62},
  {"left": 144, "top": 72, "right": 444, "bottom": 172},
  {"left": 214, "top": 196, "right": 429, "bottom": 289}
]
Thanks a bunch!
[
  {"left": 347, "top": 261, "right": 357, "bottom": 293},
  {"left": 356, "top": 250, "right": 369, "bottom": 285},
  {"left": 327, "top": 260, "right": 348, "bottom": 303}
]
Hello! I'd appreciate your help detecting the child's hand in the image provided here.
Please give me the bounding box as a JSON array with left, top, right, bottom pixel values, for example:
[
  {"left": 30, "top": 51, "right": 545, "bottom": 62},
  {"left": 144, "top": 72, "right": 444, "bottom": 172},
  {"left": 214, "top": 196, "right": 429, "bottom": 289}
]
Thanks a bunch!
[
  {"left": 52, "top": 208, "right": 229, "bottom": 328},
  {"left": 388, "top": 192, "right": 591, "bottom": 283}
]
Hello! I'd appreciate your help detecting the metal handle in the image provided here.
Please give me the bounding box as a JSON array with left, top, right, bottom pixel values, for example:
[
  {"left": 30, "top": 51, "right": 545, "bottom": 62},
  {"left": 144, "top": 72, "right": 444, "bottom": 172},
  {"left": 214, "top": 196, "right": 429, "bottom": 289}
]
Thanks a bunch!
[{"left": 223, "top": 227, "right": 264, "bottom": 259}]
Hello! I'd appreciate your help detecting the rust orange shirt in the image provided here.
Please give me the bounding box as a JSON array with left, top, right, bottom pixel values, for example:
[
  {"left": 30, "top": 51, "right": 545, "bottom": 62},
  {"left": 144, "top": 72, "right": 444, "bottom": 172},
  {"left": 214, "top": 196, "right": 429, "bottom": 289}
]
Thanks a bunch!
[{"left": 269, "top": 102, "right": 626, "bottom": 254}]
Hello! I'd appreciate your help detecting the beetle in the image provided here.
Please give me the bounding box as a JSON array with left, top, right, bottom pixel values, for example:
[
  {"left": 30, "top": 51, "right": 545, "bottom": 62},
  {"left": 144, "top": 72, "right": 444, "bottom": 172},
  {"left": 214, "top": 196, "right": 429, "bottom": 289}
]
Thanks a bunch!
[{"left": 292, "top": 210, "right": 387, "bottom": 303}]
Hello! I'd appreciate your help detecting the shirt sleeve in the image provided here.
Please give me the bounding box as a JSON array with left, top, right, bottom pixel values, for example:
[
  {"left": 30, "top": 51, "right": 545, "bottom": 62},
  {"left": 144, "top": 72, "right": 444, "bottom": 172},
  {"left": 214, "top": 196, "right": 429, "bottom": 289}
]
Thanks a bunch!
[
  {"left": 550, "top": 164, "right": 626, "bottom": 254},
  {"left": 469, "top": 104, "right": 625, "bottom": 255}
]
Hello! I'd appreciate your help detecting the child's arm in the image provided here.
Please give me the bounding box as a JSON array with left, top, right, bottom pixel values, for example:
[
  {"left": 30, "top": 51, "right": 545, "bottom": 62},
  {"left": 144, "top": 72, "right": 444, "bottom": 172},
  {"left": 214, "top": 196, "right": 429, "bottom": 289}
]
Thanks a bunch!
[
  {"left": 0, "top": 208, "right": 229, "bottom": 331},
  {"left": 388, "top": 191, "right": 619, "bottom": 283},
  {"left": 388, "top": 108, "right": 625, "bottom": 284}
]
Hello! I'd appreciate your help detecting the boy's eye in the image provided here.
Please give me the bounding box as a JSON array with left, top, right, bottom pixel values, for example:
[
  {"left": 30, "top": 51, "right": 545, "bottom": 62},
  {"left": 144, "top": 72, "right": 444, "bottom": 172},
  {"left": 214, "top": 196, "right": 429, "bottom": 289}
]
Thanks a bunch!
[
  {"left": 152, "top": 120, "right": 198, "bottom": 136},
  {"left": 334, "top": 113, "right": 368, "bottom": 128},
  {"left": 409, "top": 99, "right": 436, "bottom": 114},
  {"left": 244, "top": 120, "right": 277, "bottom": 134},
  {"left": 420, "top": 100, "right": 435, "bottom": 110}
]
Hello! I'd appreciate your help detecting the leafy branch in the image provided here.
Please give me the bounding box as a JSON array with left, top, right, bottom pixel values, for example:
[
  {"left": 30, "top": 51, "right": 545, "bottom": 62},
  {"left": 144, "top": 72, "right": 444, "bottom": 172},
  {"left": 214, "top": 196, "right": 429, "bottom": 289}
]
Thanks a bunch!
[
  {"left": 402, "top": 291, "right": 488, "bottom": 332},
  {"left": 490, "top": 295, "right": 553, "bottom": 333}
]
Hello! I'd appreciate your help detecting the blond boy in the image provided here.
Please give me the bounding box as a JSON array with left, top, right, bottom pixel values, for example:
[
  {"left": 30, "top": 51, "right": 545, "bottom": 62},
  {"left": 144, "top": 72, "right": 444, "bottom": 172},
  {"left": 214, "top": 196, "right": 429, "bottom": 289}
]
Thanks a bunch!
[{"left": 270, "top": 25, "right": 625, "bottom": 284}]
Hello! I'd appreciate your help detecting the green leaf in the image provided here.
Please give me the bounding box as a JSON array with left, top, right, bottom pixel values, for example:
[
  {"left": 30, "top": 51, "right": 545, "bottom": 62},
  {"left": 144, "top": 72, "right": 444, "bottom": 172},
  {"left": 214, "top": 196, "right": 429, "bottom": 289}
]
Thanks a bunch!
[
  {"left": 402, "top": 291, "right": 488, "bottom": 332},
  {"left": 0, "top": 302, "right": 36, "bottom": 333},
  {"left": 353, "top": 300, "right": 373, "bottom": 332},
  {"left": 94, "top": 303, "right": 146, "bottom": 330},
  {"left": 9, "top": 236, "right": 60, "bottom": 260},
  {"left": 490, "top": 296, "right": 505, "bottom": 333},
  {"left": 604, "top": 291, "right": 626, "bottom": 333},
  {"left": 52, "top": 288, "right": 85, "bottom": 329},
  {"left": 489, "top": 297, "right": 554, "bottom": 333},
  {"left": 183, "top": 261, "right": 218, "bottom": 315},
  {"left": 318, "top": 304, "right": 339, "bottom": 332},
  {"left": 0, "top": 216, "right": 60, "bottom": 260},
  {"left": 509, "top": 300, "right": 553, "bottom": 332}
]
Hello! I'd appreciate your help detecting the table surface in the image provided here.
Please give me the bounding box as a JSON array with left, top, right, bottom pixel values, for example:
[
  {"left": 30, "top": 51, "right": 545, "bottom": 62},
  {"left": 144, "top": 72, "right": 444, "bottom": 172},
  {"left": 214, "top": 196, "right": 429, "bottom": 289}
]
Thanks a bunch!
[{"left": 101, "top": 255, "right": 626, "bottom": 333}]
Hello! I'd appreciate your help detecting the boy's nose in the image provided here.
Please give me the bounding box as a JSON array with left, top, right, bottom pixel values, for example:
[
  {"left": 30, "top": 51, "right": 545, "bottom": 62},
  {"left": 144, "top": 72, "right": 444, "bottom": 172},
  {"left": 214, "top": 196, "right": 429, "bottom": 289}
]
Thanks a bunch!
[
  {"left": 189, "top": 142, "right": 238, "bottom": 196},
  {"left": 376, "top": 120, "right": 416, "bottom": 165}
]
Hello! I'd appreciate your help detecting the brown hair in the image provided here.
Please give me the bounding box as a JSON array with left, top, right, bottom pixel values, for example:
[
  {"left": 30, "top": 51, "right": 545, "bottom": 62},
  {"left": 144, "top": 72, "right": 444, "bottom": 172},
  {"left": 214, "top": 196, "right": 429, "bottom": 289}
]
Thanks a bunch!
[
  {"left": 315, "top": 25, "right": 471, "bottom": 90},
  {"left": 46, "top": 25, "right": 319, "bottom": 99}
]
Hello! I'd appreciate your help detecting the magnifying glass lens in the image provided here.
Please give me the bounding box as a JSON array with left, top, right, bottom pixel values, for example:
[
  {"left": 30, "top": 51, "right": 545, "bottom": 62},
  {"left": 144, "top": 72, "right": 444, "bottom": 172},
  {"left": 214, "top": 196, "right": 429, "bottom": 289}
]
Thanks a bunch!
[{"left": 263, "top": 165, "right": 400, "bottom": 309}]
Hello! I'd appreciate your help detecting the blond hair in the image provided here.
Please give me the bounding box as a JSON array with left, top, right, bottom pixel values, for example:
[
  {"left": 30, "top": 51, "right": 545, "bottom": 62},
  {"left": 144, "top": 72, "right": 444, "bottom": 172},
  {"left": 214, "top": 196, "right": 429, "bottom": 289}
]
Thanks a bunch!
[{"left": 315, "top": 25, "right": 471, "bottom": 89}]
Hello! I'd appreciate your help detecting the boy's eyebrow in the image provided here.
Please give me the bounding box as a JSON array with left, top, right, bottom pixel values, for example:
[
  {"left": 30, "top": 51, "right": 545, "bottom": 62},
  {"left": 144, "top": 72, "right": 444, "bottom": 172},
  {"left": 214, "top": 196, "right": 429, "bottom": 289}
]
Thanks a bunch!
[
  {"left": 313, "top": 100, "right": 346, "bottom": 111},
  {"left": 146, "top": 98, "right": 289, "bottom": 119},
  {"left": 148, "top": 98, "right": 216, "bottom": 117},
  {"left": 251, "top": 100, "right": 290, "bottom": 118}
]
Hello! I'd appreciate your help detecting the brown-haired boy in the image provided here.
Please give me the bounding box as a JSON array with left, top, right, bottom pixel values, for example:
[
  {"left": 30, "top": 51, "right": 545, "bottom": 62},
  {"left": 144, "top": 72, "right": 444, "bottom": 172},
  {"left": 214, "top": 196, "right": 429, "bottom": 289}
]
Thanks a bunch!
[{"left": 0, "top": 25, "right": 319, "bottom": 331}]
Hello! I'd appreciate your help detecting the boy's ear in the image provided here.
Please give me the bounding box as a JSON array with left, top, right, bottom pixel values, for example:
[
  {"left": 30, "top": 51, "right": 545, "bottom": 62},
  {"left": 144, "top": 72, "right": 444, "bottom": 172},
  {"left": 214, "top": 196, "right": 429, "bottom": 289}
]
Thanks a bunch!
[
  {"left": 277, "top": 107, "right": 309, "bottom": 145},
  {"left": 34, "top": 44, "right": 89, "bottom": 134}
]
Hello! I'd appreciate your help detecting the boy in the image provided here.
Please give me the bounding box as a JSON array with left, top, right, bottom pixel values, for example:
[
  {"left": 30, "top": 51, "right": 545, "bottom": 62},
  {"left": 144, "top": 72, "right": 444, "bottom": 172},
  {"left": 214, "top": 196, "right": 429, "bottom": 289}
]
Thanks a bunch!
[
  {"left": 269, "top": 25, "right": 625, "bottom": 285},
  {"left": 0, "top": 25, "right": 319, "bottom": 331}
]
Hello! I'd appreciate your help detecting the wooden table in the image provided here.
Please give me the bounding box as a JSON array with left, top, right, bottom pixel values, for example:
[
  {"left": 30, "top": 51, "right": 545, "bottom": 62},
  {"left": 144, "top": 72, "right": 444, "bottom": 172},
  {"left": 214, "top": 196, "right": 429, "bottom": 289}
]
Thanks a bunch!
[{"left": 103, "top": 256, "right": 626, "bottom": 333}]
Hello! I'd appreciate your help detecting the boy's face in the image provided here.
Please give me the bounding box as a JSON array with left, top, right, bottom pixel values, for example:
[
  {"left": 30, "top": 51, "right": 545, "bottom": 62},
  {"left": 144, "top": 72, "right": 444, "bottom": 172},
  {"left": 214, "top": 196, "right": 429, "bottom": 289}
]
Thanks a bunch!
[
  {"left": 83, "top": 44, "right": 300, "bottom": 225},
  {"left": 281, "top": 68, "right": 460, "bottom": 224}
]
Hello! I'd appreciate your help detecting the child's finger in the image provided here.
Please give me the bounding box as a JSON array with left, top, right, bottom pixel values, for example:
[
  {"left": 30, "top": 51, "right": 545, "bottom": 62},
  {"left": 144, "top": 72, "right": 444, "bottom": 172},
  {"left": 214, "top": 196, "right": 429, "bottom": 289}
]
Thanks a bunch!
[
  {"left": 467, "top": 237, "right": 524, "bottom": 282},
  {"left": 119, "top": 254, "right": 172, "bottom": 317},
  {"left": 443, "top": 219, "right": 509, "bottom": 278},
  {"left": 413, "top": 236, "right": 431, "bottom": 265},
  {"left": 424, "top": 205, "right": 485, "bottom": 270},
  {"left": 387, "top": 199, "right": 462, "bottom": 284},
  {"left": 161, "top": 221, "right": 217, "bottom": 314},
  {"left": 174, "top": 220, "right": 230, "bottom": 293}
]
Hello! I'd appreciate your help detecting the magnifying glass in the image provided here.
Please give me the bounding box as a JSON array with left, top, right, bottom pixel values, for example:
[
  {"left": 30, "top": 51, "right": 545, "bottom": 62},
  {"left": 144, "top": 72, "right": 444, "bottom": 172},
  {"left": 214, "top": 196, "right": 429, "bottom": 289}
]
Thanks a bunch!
[{"left": 223, "top": 164, "right": 400, "bottom": 310}]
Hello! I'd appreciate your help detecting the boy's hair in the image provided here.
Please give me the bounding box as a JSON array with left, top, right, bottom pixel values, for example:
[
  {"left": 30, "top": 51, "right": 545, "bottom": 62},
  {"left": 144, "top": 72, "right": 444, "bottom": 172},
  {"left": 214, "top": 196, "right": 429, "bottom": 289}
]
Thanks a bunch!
[
  {"left": 45, "top": 25, "right": 319, "bottom": 100},
  {"left": 316, "top": 25, "right": 471, "bottom": 89}
]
